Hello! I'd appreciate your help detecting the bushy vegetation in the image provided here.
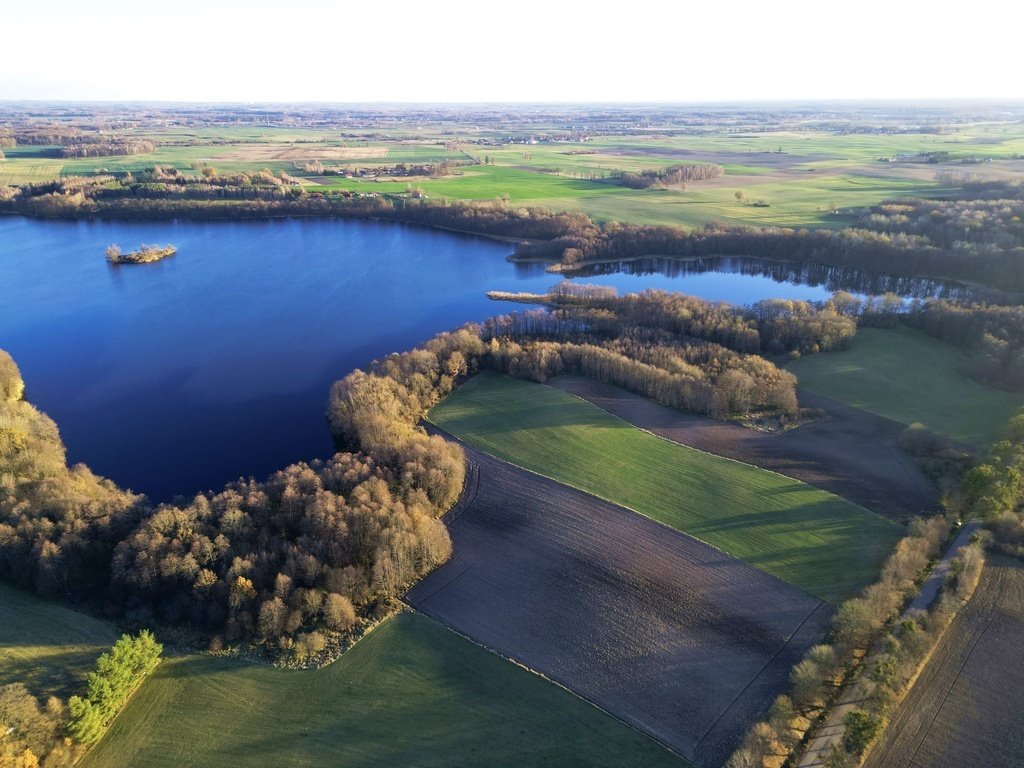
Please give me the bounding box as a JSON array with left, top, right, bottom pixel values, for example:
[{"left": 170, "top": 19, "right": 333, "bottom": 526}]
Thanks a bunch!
[
  {"left": 104, "top": 243, "right": 176, "bottom": 265},
  {"left": 0, "top": 683, "right": 72, "bottom": 767},
  {"left": 67, "top": 632, "right": 162, "bottom": 744},
  {"left": 965, "top": 408, "right": 1024, "bottom": 556}
]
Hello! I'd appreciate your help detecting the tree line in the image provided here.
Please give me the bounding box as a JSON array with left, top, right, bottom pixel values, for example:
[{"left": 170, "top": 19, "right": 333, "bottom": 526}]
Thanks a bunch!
[
  {"left": 3, "top": 166, "right": 1024, "bottom": 293},
  {"left": 728, "top": 515, "right": 961, "bottom": 768},
  {"left": 59, "top": 139, "right": 155, "bottom": 158},
  {"left": 904, "top": 299, "right": 1024, "bottom": 389},
  {"left": 490, "top": 283, "right": 859, "bottom": 355},
  {"left": 607, "top": 163, "right": 723, "bottom": 189},
  {"left": 67, "top": 631, "right": 162, "bottom": 744}
]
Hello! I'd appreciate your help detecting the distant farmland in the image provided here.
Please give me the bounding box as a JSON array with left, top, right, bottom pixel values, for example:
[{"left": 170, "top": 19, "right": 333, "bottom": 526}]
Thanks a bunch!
[
  {"left": 81, "top": 612, "right": 676, "bottom": 768},
  {"left": 407, "top": 447, "right": 830, "bottom": 768},
  {"left": 787, "top": 325, "right": 1024, "bottom": 447},
  {"left": 430, "top": 372, "right": 901, "bottom": 604},
  {"left": 863, "top": 556, "right": 1024, "bottom": 768}
]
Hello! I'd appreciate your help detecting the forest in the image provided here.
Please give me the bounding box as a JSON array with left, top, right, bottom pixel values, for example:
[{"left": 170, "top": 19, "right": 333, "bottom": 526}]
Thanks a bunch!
[{"left": 0, "top": 348, "right": 458, "bottom": 659}]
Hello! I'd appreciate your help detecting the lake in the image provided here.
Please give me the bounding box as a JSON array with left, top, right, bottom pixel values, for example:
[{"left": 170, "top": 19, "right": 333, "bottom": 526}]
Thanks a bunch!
[{"left": 0, "top": 216, "right": 962, "bottom": 499}]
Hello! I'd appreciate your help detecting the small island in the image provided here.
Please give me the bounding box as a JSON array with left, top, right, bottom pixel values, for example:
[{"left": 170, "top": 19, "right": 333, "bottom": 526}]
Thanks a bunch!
[{"left": 105, "top": 243, "right": 177, "bottom": 265}]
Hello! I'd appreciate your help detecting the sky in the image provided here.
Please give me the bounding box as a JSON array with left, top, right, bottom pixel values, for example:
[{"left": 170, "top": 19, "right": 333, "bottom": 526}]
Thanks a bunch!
[{"left": 2, "top": 0, "right": 1021, "bottom": 103}]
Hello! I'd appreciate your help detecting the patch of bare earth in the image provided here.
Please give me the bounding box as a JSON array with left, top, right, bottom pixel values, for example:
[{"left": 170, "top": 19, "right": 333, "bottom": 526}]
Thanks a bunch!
[
  {"left": 863, "top": 555, "right": 1024, "bottom": 768},
  {"left": 406, "top": 445, "right": 832, "bottom": 768},
  {"left": 548, "top": 376, "right": 935, "bottom": 521},
  {"left": 215, "top": 144, "right": 388, "bottom": 162}
]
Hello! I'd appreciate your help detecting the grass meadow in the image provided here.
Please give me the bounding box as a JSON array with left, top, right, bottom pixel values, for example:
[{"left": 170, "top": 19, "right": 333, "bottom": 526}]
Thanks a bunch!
[
  {"left": 787, "top": 325, "right": 1024, "bottom": 446},
  {"left": 0, "top": 583, "right": 117, "bottom": 700},
  {"left": 429, "top": 372, "right": 901, "bottom": 604},
  {"left": 80, "top": 612, "right": 680, "bottom": 768}
]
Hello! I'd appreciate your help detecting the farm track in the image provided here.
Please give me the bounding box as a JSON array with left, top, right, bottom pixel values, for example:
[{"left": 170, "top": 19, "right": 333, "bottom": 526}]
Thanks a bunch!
[
  {"left": 407, "top": 441, "right": 832, "bottom": 768},
  {"left": 863, "top": 556, "right": 1024, "bottom": 768},
  {"left": 548, "top": 376, "right": 935, "bottom": 521}
]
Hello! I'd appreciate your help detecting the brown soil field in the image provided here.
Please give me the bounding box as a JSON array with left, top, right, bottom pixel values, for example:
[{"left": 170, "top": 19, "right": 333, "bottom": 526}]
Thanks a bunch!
[
  {"left": 863, "top": 556, "right": 1024, "bottom": 768},
  {"left": 215, "top": 144, "right": 388, "bottom": 161},
  {"left": 548, "top": 376, "right": 935, "bottom": 521},
  {"left": 406, "top": 444, "right": 832, "bottom": 768}
]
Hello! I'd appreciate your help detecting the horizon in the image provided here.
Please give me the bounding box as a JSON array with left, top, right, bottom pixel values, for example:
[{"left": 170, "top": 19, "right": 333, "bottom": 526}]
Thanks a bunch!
[{"left": 4, "top": 0, "right": 1022, "bottom": 103}]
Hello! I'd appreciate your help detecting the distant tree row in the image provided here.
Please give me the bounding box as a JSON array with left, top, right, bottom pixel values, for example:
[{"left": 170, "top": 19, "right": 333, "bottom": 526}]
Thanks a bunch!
[
  {"left": 59, "top": 139, "right": 155, "bottom": 158},
  {"left": 3, "top": 162, "right": 1024, "bottom": 294},
  {"left": 608, "top": 163, "right": 724, "bottom": 189}
]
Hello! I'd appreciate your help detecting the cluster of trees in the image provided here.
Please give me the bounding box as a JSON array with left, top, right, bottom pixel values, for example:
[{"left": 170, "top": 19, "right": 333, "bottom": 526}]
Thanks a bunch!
[
  {"left": 5, "top": 127, "right": 82, "bottom": 145},
  {"left": 492, "top": 283, "right": 858, "bottom": 356},
  {"left": 0, "top": 345, "right": 460, "bottom": 657},
  {"left": 905, "top": 299, "right": 1024, "bottom": 389},
  {"left": 608, "top": 163, "right": 723, "bottom": 189},
  {"left": 863, "top": 197, "right": 1024, "bottom": 252},
  {"left": 111, "top": 451, "right": 452, "bottom": 652},
  {"left": 728, "top": 516, "right": 954, "bottom": 768},
  {"left": 59, "top": 139, "right": 155, "bottom": 158},
  {"left": 0, "top": 683, "right": 75, "bottom": 767},
  {"left": 898, "top": 423, "right": 973, "bottom": 493},
  {"left": 965, "top": 409, "right": 1024, "bottom": 556},
  {"left": 67, "top": 631, "right": 162, "bottom": 744}
]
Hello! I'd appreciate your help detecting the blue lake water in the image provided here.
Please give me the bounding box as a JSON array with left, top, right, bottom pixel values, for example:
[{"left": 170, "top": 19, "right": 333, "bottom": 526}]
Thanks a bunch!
[{"left": 0, "top": 216, "right": 952, "bottom": 499}]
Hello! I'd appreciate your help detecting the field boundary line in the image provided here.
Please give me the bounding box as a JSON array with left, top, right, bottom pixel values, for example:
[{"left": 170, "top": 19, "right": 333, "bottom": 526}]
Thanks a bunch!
[
  {"left": 407, "top": 563, "right": 473, "bottom": 605},
  {"left": 400, "top": 605, "right": 695, "bottom": 767},
  {"left": 546, "top": 377, "right": 898, "bottom": 525},
  {"left": 426, "top": 417, "right": 840, "bottom": 605},
  {"left": 693, "top": 600, "right": 830, "bottom": 754}
]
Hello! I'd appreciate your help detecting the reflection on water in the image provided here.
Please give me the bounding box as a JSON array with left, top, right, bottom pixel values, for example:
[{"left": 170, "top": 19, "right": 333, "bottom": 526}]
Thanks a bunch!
[{"left": 564, "top": 257, "right": 972, "bottom": 301}]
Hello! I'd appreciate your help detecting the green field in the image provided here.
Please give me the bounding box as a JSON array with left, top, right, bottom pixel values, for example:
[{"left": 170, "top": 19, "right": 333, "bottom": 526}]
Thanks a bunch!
[
  {"left": 429, "top": 372, "right": 900, "bottom": 604},
  {"left": 5, "top": 121, "right": 1024, "bottom": 229},
  {"left": 81, "top": 612, "right": 680, "bottom": 768},
  {"left": 0, "top": 583, "right": 117, "bottom": 700},
  {"left": 787, "top": 325, "right": 1024, "bottom": 446}
]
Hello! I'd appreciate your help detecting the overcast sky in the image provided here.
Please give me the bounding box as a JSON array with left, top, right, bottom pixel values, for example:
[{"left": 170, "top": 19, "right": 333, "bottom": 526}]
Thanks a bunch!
[{"left": 2, "top": 0, "right": 1020, "bottom": 103}]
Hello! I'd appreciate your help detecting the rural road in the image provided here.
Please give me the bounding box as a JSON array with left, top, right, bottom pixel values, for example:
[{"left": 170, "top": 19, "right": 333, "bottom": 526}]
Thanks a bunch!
[
  {"left": 796, "top": 520, "right": 981, "bottom": 768},
  {"left": 904, "top": 520, "right": 981, "bottom": 614}
]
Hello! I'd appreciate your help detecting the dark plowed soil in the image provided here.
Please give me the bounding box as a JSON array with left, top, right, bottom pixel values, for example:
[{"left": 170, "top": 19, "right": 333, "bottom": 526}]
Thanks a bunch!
[
  {"left": 548, "top": 376, "right": 936, "bottom": 521},
  {"left": 406, "top": 445, "right": 832, "bottom": 768},
  {"left": 864, "top": 556, "right": 1024, "bottom": 768}
]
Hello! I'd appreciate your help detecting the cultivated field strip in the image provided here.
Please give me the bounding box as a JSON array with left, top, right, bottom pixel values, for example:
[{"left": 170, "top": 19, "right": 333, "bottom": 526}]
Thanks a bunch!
[
  {"left": 406, "top": 447, "right": 833, "bottom": 768},
  {"left": 863, "top": 556, "right": 1024, "bottom": 768},
  {"left": 430, "top": 373, "right": 901, "bottom": 604},
  {"left": 549, "top": 375, "right": 935, "bottom": 521}
]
